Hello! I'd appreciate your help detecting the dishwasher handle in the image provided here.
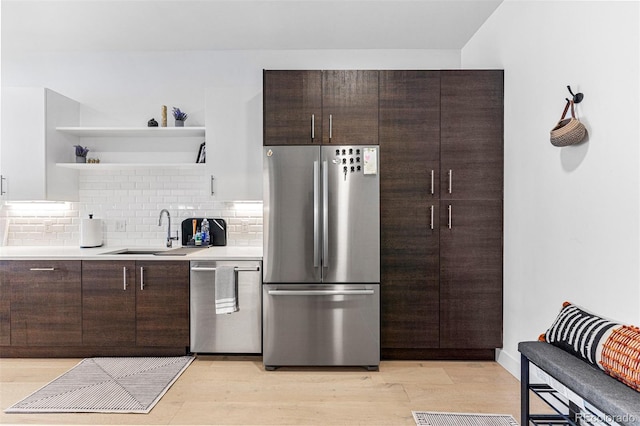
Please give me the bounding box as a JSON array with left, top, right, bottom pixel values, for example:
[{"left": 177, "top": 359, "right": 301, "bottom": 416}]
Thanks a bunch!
[
  {"left": 267, "top": 289, "right": 374, "bottom": 296},
  {"left": 190, "top": 266, "right": 260, "bottom": 272}
]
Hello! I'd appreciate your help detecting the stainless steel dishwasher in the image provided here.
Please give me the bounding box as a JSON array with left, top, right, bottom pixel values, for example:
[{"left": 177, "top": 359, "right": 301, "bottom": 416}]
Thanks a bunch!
[{"left": 190, "top": 260, "right": 262, "bottom": 353}]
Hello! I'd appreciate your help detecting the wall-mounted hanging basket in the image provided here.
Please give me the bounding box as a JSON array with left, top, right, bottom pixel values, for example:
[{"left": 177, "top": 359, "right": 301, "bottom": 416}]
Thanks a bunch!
[{"left": 550, "top": 99, "right": 586, "bottom": 147}]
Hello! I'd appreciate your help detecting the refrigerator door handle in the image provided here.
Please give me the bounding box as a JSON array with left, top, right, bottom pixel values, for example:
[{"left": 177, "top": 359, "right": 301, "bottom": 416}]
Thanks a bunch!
[
  {"left": 313, "top": 160, "right": 320, "bottom": 268},
  {"left": 322, "top": 160, "right": 329, "bottom": 268},
  {"left": 268, "top": 289, "right": 374, "bottom": 296}
]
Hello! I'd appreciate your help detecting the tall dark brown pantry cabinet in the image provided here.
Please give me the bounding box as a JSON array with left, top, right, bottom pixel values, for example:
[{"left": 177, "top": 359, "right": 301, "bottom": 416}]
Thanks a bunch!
[
  {"left": 379, "top": 71, "right": 441, "bottom": 350},
  {"left": 380, "top": 70, "right": 503, "bottom": 359},
  {"left": 439, "top": 71, "right": 503, "bottom": 350}
]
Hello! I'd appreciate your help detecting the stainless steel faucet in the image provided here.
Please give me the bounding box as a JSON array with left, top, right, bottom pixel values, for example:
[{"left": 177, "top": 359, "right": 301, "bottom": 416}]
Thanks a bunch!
[{"left": 158, "top": 209, "right": 179, "bottom": 247}]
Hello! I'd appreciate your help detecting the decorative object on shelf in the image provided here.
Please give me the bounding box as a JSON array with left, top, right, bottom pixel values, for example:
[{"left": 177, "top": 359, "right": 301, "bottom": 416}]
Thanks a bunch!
[
  {"left": 173, "top": 107, "right": 188, "bottom": 127},
  {"left": 74, "top": 145, "right": 89, "bottom": 163},
  {"left": 550, "top": 99, "right": 587, "bottom": 147},
  {"left": 87, "top": 158, "right": 100, "bottom": 163},
  {"left": 196, "top": 142, "right": 206, "bottom": 163},
  {"left": 161, "top": 105, "right": 167, "bottom": 127},
  {"left": 147, "top": 118, "right": 158, "bottom": 127}
]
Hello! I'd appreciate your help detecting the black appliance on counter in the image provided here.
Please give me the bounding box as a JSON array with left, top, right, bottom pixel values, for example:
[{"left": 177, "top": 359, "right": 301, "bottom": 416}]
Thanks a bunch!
[{"left": 181, "top": 218, "right": 227, "bottom": 246}]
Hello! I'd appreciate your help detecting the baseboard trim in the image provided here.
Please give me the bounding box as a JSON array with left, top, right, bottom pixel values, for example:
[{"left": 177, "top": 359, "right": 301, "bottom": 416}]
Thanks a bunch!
[
  {"left": 381, "top": 348, "right": 495, "bottom": 360},
  {"left": 0, "top": 346, "right": 188, "bottom": 358},
  {"left": 496, "top": 348, "right": 520, "bottom": 379}
]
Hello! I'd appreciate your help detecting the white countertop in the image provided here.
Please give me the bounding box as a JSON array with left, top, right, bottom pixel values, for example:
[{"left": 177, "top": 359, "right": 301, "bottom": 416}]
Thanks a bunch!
[{"left": 0, "top": 245, "right": 262, "bottom": 261}]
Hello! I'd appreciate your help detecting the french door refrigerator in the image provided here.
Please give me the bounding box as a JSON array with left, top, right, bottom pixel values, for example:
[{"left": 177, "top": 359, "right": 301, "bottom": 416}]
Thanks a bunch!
[{"left": 263, "top": 145, "right": 380, "bottom": 370}]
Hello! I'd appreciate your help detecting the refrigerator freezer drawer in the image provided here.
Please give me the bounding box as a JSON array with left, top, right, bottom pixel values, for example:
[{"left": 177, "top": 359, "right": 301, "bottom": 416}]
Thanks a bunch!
[
  {"left": 190, "top": 261, "right": 262, "bottom": 353},
  {"left": 263, "top": 284, "right": 380, "bottom": 369}
]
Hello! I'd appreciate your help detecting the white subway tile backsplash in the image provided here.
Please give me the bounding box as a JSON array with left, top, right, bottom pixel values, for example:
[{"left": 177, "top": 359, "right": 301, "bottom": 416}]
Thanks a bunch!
[{"left": 2, "top": 168, "right": 262, "bottom": 247}]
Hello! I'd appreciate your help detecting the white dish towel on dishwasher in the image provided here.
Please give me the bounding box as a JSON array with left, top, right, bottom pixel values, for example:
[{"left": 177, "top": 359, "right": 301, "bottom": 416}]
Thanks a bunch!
[{"left": 215, "top": 265, "right": 239, "bottom": 314}]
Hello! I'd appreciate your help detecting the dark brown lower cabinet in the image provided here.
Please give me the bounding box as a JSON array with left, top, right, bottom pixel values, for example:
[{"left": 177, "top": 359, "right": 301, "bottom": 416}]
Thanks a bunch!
[
  {"left": 9, "top": 261, "right": 82, "bottom": 346},
  {"left": 83, "top": 260, "right": 189, "bottom": 348},
  {"left": 439, "top": 200, "right": 503, "bottom": 349},
  {"left": 135, "top": 261, "right": 189, "bottom": 347},
  {"left": 0, "top": 261, "right": 11, "bottom": 346},
  {"left": 1, "top": 259, "right": 189, "bottom": 357},
  {"left": 82, "top": 260, "right": 136, "bottom": 346}
]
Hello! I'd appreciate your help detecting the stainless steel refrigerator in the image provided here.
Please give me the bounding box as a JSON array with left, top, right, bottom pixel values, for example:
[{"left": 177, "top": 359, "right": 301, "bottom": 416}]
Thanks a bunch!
[{"left": 263, "top": 145, "right": 380, "bottom": 370}]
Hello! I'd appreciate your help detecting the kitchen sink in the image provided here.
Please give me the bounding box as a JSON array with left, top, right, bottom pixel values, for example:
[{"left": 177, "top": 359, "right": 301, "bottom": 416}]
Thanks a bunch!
[
  {"left": 101, "top": 247, "right": 208, "bottom": 256},
  {"left": 101, "top": 248, "right": 166, "bottom": 255}
]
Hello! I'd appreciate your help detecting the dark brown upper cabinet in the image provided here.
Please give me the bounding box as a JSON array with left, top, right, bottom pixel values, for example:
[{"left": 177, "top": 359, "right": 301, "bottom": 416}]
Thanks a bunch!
[
  {"left": 263, "top": 70, "right": 323, "bottom": 145},
  {"left": 322, "top": 70, "right": 379, "bottom": 145},
  {"left": 263, "top": 70, "right": 378, "bottom": 146},
  {"left": 440, "top": 70, "right": 504, "bottom": 200}
]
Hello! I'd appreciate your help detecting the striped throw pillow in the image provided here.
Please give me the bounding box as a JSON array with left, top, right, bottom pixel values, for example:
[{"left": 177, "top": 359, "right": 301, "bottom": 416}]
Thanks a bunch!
[{"left": 540, "top": 302, "right": 621, "bottom": 366}]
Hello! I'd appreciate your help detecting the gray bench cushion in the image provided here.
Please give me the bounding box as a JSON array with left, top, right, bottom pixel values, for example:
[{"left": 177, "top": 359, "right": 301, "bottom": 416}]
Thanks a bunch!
[{"left": 519, "top": 341, "right": 640, "bottom": 426}]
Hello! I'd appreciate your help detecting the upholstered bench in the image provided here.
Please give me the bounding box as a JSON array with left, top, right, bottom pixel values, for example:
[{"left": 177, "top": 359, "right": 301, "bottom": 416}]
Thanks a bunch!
[{"left": 520, "top": 341, "right": 640, "bottom": 426}]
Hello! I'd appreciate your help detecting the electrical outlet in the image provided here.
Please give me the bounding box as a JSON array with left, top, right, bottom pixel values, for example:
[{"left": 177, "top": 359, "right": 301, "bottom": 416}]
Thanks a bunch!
[
  {"left": 241, "top": 220, "right": 249, "bottom": 233},
  {"left": 115, "top": 220, "right": 127, "bottom": 232},
  {"left": 44, "top": 220, "right": 52, "bottom": 233}
]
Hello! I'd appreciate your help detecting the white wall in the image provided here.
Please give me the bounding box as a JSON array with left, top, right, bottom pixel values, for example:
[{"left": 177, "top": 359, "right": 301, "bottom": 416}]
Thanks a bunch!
[
  {"left": 2, "top": 49, "right": 460, "bottom": 126},
  {"left": 462, "top": 0, "right": 640, "bottom": 377}
]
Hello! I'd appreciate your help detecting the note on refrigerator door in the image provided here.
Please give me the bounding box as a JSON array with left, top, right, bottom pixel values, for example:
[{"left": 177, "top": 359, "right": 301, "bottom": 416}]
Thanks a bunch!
[{"left": 363, "top": 148, "right": 377, "bottom": 175}]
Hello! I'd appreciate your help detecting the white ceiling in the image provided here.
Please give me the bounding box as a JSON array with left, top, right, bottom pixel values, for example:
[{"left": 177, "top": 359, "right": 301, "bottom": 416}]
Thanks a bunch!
[{"left": 1, "top": 0, "right": 503, "bottom": 53}]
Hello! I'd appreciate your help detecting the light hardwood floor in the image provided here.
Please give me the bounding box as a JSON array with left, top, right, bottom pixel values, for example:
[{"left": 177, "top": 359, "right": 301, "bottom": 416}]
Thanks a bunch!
[{"left": 0, "top": 356, "right": 541, "bottom": 425}]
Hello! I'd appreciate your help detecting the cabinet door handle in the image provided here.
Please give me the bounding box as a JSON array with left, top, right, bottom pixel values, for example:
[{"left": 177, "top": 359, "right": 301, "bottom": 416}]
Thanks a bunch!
[
  {"left": 329, "top": 114, "right": 333, "bottom": 140},
  {"left": 311, "top": 114, "right": 315, "bottom": 140},
  {"left": 29, "top": 267, "right": 55, "bottom": 271},
  {"left": 191, "top": 266, "right": 260, "bottom": 272},
  {"left": 430, "top": 205, "right": 434, "bottom": 230},
  {"left": 448, "top": 169, "right": 452, "bottom": 194},
  {"left": 448, "top": 204, "right": 452, "bottom": 229},
  {"left": 0, "top": 175, "right": 5, "bottom": 196},
  {"left": 140, "top": 267, "right": 145, "bottom": 290},
  {"left": 210, "top": 176, "right": 215, "bottom": 196},
  {"left": 430, "top": 170, "right": 434, "bottom": 195},
  {"left": 123, "top": 266, "right": 127, "bottom": 290}
]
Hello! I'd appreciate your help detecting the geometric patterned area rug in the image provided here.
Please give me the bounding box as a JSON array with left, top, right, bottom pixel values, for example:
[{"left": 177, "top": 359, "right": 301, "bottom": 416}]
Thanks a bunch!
[
  {"left": 4, "top": 356, "right": 194, "bottom": 414},
  {"left": 412, "top": 411, "right": 519, "bottom": 426}
]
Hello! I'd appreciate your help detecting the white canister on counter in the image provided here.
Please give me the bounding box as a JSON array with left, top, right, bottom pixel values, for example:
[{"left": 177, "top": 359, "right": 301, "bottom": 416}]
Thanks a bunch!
[{"left": 80, "top": 214, "right": 103, "bottom": 248}]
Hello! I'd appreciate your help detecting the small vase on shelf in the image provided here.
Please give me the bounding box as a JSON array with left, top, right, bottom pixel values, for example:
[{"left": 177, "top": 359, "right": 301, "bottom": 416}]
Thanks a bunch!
[
  {"left": 172, "top": 107, "right": 188, "bottom": 128},
  {"left": 74, "top": 145, "right": 89, "bottom": 163}
]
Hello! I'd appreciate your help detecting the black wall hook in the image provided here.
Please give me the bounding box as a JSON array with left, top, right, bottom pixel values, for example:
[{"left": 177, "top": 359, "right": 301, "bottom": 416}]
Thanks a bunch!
[{"left": 566, "top": 85, "right": 584, "bottom": 103}]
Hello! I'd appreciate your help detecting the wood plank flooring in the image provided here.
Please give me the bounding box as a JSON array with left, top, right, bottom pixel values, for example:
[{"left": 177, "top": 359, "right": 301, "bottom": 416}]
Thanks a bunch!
[{"left": 0, "top": 356, "right": 545, "bottom": 425}]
